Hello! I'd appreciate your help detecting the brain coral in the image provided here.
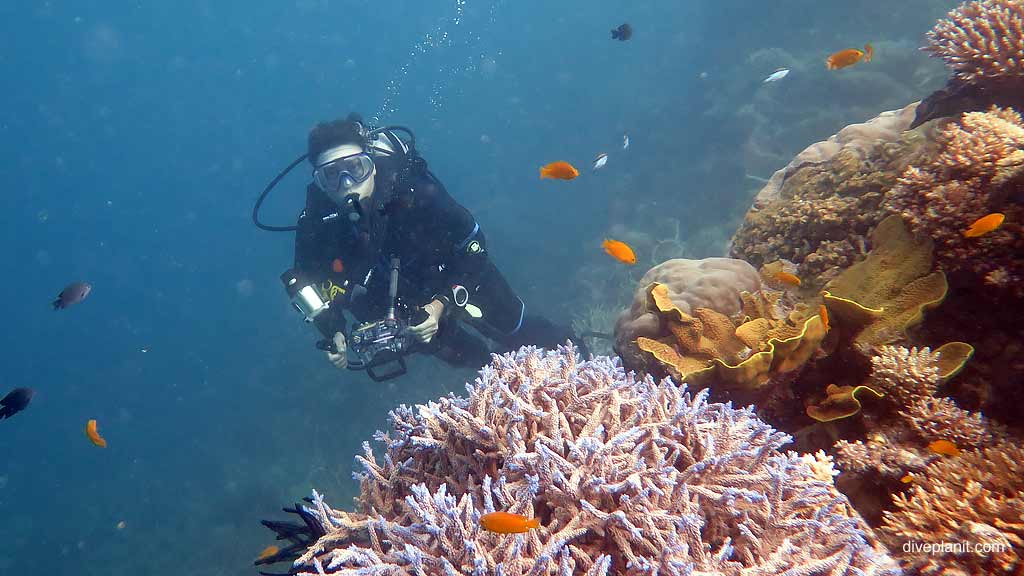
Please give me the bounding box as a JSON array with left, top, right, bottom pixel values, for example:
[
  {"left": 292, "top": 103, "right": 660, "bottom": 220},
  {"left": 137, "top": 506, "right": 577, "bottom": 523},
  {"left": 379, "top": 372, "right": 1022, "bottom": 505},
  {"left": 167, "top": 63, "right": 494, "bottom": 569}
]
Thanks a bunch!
[
  {"left": 267, "top": 345, "right": 900, "bottom": 575},
  {"left": 613, "top": 258, "right": 760, "bottom": 371}
]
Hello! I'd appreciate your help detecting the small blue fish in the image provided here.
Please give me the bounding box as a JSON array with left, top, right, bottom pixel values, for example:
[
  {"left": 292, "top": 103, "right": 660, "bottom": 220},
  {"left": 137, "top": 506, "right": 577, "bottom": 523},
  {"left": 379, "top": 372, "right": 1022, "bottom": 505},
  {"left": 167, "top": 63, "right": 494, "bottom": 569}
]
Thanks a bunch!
[
  {"left": 53, "top": 281, "right": 91, "bottom": 310},
  {"left": 1, "top": 387, "right": 34, "bottom": 421}
]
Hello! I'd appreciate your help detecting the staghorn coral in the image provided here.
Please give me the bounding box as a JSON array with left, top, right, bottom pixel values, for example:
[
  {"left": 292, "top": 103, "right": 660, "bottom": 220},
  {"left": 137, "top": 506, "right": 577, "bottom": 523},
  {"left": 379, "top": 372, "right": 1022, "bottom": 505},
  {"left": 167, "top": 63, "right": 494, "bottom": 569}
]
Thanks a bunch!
[
  {"left": 924, "top": 0, "right": 1024, "bottom": 84},
  {"left": 272, "top": 345, "right": 900, "bottom": 575},
  {"left": 879, "top": 443, "right": 1024, "bottom": 575},
  {"left": 883, "top": 106, "right": 1024, "bottom": 296},
  {"left": 832, "top": 345, "right": 1000, "bottom": 526},
  {"left": 730, "top": 103, "right": 947, "bottom": 289}
]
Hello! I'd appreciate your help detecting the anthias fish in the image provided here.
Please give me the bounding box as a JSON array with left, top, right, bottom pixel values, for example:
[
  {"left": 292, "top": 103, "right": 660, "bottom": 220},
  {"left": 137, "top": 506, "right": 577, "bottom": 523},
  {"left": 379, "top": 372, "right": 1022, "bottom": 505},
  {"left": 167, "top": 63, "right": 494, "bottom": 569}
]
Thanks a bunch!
[
  {"left": 86, "top": 419, "right": 107, "bottom": 448},
  {"left": 602, "top": 239, "right": 637, "bottom": 265},
  {"left": 773, "top": 271, "right": 802, "bottom": 287},
  {"left": 611, "top": 23, "right": 632, "bottom": 41},
  {"left": 928, "top": 439, "right": 960, "bottom": 457},
  {"left": 480, "top": 511, "right": 541, "bottom": 534},
  {"left": 540, "top": 161, "right": 579, "bottom": 180},
  {"left": 256, "top": 545, "right": 280, "bottom": 561},
  {"left": 964, "top": 212, "right": 1005, "bottom": 237},
  {"left": 0, "top": 387, "right": 34, "bottom": 421},
  {"left": 53, "top": 281, "right": 92, "bottom": 310},
  {"left": 826, "top": 44, "right": 872, "bottom": 70}
]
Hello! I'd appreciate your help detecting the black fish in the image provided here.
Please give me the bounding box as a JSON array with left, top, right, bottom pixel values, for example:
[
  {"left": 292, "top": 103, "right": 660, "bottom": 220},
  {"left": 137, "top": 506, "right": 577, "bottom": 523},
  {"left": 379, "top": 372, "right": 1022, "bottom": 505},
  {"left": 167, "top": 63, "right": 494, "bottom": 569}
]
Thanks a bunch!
[
  {"left": 1, "top": 387, "right": 34, "bottom": 420},
  {"left": 611, "top": 23, "right": 632, "bottom": 41},
  {"left": 53, "top": 281, "right": 92, "bottom": 310}
]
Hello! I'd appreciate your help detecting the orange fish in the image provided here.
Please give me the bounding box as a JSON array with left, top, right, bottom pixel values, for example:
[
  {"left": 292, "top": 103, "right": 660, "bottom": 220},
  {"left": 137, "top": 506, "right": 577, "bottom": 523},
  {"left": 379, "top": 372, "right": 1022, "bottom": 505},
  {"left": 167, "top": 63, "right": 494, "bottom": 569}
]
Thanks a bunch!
[
  {"left": 601, "top": 239, "right": 637, "bottom": 265},
  {"left": 86, "top": 419, "right": 107, "bottom": 448},
  {"left": 332, "top": 258, "right": 344, "bottom": 273},
  {"left": 964, "top": 213, "right": 1005, "bottom": 237},
  {"left": 539, "top": 161, "right": 579, "bottom": 180},
  {"left": 256, "top": 545, "right": 280, "bottom": 561},
  {"left": 819, "top": 304, "right": 830, "bottom": 331},
  {"left": 864, "top": 43, "right": 874, "bottom": 62},
  {"left": 900, "top": 473, "right": 914, "bottom": 484},
  {"left": 773, "top": 271, "right": 802, "bottom": 287},
  {"left": 928, "top": 439, "right": 961, "bottom": 457},
  {"left": 480, "top": 511, "right": 541, "bottom": 534},
  {"left": 826, "top": 45, "right": 870, "bottom": 70}
]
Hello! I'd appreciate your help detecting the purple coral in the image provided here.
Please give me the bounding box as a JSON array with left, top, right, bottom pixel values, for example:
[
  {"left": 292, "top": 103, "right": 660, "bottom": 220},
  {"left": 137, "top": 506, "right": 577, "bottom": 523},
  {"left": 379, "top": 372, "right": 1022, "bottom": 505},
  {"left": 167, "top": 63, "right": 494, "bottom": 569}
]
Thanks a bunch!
[{"left": 281, "top": 345, "right": 899, "bottom": 575}]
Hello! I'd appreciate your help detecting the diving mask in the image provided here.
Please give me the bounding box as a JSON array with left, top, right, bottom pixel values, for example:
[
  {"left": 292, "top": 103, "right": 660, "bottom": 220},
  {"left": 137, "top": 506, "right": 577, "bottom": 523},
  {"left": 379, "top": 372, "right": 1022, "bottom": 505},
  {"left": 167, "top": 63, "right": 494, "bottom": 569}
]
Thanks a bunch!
[{"left": 313, "top": 152, "right": 374, "bottom": 195}]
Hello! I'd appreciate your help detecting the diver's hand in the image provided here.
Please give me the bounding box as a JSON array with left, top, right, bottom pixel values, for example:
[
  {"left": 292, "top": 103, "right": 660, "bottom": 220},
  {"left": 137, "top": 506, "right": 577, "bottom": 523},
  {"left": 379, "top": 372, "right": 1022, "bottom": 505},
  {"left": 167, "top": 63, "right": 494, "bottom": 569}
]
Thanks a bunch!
[
  {"left": 409, "top": 300, "right": 444, "bottom": 344},
  {"left": 325, "top": 332, "right": 347, "bottom": 369}
]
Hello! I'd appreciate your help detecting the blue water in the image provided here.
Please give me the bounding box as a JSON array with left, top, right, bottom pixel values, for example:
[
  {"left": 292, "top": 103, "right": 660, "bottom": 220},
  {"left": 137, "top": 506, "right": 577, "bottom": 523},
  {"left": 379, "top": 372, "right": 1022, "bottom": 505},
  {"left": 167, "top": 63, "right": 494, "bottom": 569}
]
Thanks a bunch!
[{"left": 0, "top": 2, "right": 958, "bottom": 574}]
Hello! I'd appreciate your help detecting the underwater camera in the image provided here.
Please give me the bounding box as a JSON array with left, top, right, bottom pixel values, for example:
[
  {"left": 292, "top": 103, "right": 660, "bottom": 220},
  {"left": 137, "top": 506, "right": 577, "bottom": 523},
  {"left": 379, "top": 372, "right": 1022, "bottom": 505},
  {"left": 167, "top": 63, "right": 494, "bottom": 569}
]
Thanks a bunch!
[
  {"left": 283, "top": 258, "right": 425, "bottom": 382},
  {"left": 344, "top": 257, "right": 428, "bottom": 381}
]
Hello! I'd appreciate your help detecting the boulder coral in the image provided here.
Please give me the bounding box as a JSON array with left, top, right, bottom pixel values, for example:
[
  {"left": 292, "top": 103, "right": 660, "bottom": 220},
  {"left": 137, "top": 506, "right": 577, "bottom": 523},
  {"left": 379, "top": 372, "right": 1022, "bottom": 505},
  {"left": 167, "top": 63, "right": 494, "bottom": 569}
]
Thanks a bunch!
[
  {"left": 729, "top": 103, "right": 945, "bottom": 289},
  {"left": 613, "top": 257, "right": 760, "bottom": 370}
]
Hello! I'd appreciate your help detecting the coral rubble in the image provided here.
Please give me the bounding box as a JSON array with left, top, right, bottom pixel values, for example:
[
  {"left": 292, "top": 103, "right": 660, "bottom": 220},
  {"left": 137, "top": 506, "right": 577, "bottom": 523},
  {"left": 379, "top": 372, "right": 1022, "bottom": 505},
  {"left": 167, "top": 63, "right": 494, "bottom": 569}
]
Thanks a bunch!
[{"left": 271, "top": 345, "right": 900, "bottom": 575}]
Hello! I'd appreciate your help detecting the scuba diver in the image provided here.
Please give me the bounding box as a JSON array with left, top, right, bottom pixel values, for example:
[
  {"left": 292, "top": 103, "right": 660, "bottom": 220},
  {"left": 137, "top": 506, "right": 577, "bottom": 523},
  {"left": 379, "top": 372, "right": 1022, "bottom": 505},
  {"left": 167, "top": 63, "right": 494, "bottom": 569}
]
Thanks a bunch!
[{"left": 255, "top": 113, "right": 586, "bottom": 381}]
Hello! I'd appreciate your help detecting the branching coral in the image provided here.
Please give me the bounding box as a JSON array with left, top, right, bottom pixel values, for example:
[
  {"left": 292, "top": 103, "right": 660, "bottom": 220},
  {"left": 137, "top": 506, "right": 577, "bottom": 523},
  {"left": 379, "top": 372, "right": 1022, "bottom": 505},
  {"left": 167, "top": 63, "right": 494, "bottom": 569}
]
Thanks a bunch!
[
  {"left": 925, "top": 0, "right": 1024, "bottom": 84},
  {"left": 879, "top": 443, "right": 1024, "bottom": 575},
  {"left": 272, "top": 345, "right": 900, "bottom": 575},
  {"left": 832, "top": 345, "right": 1001, "bottom": 532},
  {"left": 912, "top": 0, "right": 1024, "bottom": 127},
  {"left": 882, "top": 106, "right": 1024, "bottom": 295}
]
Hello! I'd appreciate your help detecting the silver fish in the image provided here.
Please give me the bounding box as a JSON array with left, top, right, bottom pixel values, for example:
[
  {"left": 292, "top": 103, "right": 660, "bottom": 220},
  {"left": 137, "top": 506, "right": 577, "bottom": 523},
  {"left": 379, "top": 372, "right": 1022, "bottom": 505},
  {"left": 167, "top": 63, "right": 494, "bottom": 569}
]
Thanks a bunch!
[
  {"left": 53, "top": 281, "right": 92, "bottom": 310},
  {"left": 622, "top": 133, "right": 630, "bottom": 150},
  {"left": 763, "top": 68, "right": 790, "bottom": 83},
  {"left": 593, "top": 153, "right": 608, "bottom": 171}
]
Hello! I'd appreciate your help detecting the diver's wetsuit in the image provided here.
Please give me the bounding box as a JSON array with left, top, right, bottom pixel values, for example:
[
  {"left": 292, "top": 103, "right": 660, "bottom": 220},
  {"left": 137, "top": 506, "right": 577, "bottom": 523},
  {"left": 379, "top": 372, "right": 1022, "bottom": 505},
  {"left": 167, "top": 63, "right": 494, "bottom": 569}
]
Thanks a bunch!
[{"left": 293, "top": 155, "right": 580, "bottom": 369}]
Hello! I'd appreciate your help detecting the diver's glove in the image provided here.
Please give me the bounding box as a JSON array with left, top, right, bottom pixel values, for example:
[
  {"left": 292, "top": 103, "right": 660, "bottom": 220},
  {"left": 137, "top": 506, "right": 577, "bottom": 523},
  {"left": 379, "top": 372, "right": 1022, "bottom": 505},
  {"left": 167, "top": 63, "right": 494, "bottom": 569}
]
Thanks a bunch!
[
  {"left": 409, "top": 300, "right": 445, "bottom": 344},
  {"left": 325, "top": 332, "right": 347, "bottom": 369}
]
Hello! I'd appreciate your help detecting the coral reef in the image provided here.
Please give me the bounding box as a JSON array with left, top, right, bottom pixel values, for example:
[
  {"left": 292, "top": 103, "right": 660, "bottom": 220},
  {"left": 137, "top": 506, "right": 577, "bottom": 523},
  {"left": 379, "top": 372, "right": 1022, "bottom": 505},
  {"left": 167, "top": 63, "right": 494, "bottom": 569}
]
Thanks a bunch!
[
  {"left": 832, "top": 346, "right": 998, "bottom": 523},
  {"left": 879, "top": 442, "right": 1024, "bottom": 575},
  {"left": 924, "top": 0, "right": 1024, "bottom": 83},
  {"left": 613, "top": 257, "right": 760, "bottom": 370},
  {"left": 268, "top": 345, "right": 900, "bottom": 575},
  {"left": 729, "top": 103, "right": 946, "bottom": 289},
  {"left": 882, "top": 106, "right": 1024, "bottom": 296},
  {"left": 820, "top": 215, "right": 949, "bottom": 348},
  {"left": 912, "top": 0, "right": 1024, "bottom": 127},
  {"left": 628, "top": 282, "right": 827, "bottom": 404}
]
